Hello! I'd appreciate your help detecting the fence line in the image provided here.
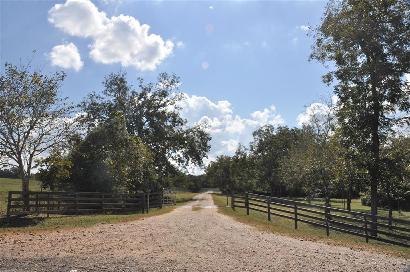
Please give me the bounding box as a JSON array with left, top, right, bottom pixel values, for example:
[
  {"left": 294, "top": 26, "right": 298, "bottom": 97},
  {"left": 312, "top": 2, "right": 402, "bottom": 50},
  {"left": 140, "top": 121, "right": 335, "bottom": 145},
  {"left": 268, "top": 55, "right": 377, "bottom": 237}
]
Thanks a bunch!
[
  {"left": 6, "top": 191, "right": 172, "bottom": 218},
  {"left": 162, "top": 190, "right": 177, "bottom": 205},
  {"left": 231, "top": 192, "right": 410, "bottom": 248}
]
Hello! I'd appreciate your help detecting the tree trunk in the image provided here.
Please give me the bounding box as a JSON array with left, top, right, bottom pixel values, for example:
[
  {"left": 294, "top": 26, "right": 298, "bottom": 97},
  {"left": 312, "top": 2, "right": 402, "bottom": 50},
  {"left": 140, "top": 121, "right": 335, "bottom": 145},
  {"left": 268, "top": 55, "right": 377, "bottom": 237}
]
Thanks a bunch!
[
  {"left": 369, "top": 107, "right": 380, "bottom": 237},
  {"left": 369, "top": 177, "right": 378, "bottom": 236},
  {"left": 22, "top": 175, "right": 30, "bottom": 209},
  {"left": 368, "top": 73, "right": 380, "bottom": 237},
  {"left": 347, "top": 180, "right": 353, "bottom": 211},
  {"left": 325, "top": 196, "right": 331, "bottom": 207}
]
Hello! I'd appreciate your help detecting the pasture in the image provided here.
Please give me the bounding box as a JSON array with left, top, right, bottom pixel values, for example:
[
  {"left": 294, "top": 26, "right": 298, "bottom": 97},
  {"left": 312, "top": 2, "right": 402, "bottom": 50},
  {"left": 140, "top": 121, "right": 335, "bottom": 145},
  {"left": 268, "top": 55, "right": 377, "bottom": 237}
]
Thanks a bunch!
[
  {"left": 212, "top": 193, "right": 410, "bottom": 259},
  {"left": 0, "top": 178, "right": 43, "bottom": 215}
]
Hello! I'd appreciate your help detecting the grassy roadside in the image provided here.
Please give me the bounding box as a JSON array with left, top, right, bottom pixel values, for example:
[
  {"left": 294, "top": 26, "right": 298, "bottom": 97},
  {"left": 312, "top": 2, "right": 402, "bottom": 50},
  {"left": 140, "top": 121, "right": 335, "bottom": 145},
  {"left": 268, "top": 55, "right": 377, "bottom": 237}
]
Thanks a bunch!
[
  {"left": 212, "top": 193, "right": 410, "bottom": 259},
  {"left": 0, "top": 192, "right": 197, "bottom": 234},
  {"left": 175, "top": 192, "right": 198, "bottom": 203}
]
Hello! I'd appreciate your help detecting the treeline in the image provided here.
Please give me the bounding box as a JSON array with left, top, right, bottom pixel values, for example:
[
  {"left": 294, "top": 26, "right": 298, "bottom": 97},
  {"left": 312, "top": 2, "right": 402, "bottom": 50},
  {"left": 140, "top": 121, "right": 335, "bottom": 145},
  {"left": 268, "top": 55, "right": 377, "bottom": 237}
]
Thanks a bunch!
[
  {"left": 0, "top": 65, "right": 210, "bottom": 196},
  {"left": 37, "top": 72, "right": 211, "bottom": 194},
  {"left": 0, "top": 167, "right": 19, "bottom": 179},
  {"left": 205, "top": 124, "right": 410, "bottom": 210}
]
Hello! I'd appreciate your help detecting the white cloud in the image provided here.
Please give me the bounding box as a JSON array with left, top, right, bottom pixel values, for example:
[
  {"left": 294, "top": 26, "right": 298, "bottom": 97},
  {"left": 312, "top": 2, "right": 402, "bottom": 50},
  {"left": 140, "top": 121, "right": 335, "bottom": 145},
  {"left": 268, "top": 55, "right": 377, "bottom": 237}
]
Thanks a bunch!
[
  {"left": 209, "top": 5, "right": 214, "bottom": 10},
  {"left": 48, "top": 0, "right": 108, "bottom": 38},
  {"left": 89, "top": 15, "right": 174, "bottom": 71},
  {"left": 178, "top": 93, "right": 285, "bottom": 165},
  {"left": 296, "top": 96, "right": 337, "bottom": 127},
  {"left": 49, "top": 43, "right": 84, "bottom": 71},
  {"left": 48, "top": 0, "right": 173, "bottom": 71}
]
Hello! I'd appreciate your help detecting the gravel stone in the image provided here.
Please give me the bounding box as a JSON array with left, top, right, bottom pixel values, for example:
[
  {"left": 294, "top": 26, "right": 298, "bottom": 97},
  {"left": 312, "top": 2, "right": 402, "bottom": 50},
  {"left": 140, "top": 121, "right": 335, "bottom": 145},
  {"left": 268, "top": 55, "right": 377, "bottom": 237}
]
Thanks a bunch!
[{"left": 0, "top": 192, "right": 408, "bottom": 271}]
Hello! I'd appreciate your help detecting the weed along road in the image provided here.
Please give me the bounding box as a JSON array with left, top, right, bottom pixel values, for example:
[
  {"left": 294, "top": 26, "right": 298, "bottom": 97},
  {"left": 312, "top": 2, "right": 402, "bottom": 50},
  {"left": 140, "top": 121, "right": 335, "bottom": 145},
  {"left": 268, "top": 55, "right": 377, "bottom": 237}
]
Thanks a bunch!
[{"left": 0, "top": 192, "right": 407, "bottom": 272}]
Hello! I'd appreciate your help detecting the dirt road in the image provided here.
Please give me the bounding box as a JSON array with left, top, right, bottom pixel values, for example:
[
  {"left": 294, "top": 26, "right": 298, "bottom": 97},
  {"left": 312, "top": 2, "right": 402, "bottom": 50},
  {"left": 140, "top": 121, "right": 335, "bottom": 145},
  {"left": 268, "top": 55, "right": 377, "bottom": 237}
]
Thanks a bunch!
[{"left": 0, "top": 192, "right": 408, "bottom": 271}]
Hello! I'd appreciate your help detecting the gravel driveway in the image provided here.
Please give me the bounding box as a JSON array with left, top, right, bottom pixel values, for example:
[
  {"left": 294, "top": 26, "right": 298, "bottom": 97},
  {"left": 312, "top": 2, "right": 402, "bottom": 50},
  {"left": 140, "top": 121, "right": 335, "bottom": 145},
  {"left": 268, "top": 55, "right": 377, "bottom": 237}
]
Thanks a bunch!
[{"left": 0, "top": 192, "right": 408, "bottom": 272}]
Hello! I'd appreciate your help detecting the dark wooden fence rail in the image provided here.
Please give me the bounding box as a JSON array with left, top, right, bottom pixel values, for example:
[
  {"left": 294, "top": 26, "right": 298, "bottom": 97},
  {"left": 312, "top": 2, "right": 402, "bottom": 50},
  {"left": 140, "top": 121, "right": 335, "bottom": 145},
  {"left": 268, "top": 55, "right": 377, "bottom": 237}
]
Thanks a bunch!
[
  {"left": 6, "top": 191, "right": 165, "bottom": 218},
  {"left": 231, "top": 192, "right": 410, "bottom": 248}
]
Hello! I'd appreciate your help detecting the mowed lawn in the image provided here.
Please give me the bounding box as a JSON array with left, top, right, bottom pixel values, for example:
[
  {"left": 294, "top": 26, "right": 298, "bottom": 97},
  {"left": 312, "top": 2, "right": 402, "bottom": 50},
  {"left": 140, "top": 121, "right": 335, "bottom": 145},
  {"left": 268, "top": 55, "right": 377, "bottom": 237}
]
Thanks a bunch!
[
  {"left": 0, "top": 178, "right": 43, "bottom": 215},
  {"left": 212, "top": 193, "right": 410, "bottom": 259}
]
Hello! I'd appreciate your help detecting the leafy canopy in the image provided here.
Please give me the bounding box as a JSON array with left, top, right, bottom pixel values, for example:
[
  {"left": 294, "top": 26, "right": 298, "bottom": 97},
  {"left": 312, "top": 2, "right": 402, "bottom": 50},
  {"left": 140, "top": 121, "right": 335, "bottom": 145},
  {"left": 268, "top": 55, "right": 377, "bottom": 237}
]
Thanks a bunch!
[{"left": 81, "top": 72, "right": 211, "bottom": 178}]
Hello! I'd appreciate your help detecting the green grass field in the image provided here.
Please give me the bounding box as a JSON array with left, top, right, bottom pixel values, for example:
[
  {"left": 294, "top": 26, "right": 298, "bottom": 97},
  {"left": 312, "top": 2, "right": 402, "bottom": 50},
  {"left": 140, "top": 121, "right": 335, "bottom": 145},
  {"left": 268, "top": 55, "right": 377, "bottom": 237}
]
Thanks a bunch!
[
  {"left": 212, "top": 193, "right": 410, "bottom": 259},
  {"left": 0, "top": 178, "right": 197, "bottom": 232},
  {"left": 289, "top": 197, "right": 410, "bottom": 221},
  {"left": 0, "top": 178, "right": 44, "bottom": 215}
]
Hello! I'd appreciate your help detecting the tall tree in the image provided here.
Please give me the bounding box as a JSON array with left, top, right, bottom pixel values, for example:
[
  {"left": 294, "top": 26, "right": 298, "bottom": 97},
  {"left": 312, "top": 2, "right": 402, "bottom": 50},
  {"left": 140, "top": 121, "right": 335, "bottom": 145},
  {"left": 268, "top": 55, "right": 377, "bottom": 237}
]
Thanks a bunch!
[
  {"left": 311, "top": 0, "right": 410, "bottom": 232},
  {"left": 0, "top": 63, "right": 74, "bottom": 204},
  {"left": 81, "top": 72, "right": 211, "bottom": 181}
]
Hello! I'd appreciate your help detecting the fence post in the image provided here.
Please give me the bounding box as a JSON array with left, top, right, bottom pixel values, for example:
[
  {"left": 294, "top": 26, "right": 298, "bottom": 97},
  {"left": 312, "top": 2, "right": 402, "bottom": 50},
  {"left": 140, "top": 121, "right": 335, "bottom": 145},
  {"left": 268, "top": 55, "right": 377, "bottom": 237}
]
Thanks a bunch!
[
  {"left": 6, "top": 191, "right": 12, "bottom": 219},
  {"left": 142, "top": 193, "right": 146, "bottom": 213},
  {"left": 160, "top": 191, "right": 163, "bottom": 209},
  {"left": 124, "top": 194, "right": 128, "bottom": 212},
  {"left": 36, "top": 192, "right": 39, "bottom": 215},
  {"left": 294, "top": 204, "right": 298, "bottom": 229},
  {"left": 101, "top": 194, "right": 105, "bottom": 213},
  {"left": 388, "top": 208, "right": 393, "bottom": 230},
  {"left": 364, "top": 215, "right": 369, "bottom": 243},
  {"left": 147, "top": 192, "right": 150, "bottom": 213},
  {"left": 47, "top": 192, "right": 50, "bottom": 218},
  {"left": 325, "top": 206, "right": 329, "bottom": 237},
  {"left": 246, "top": 193, "right": 249, "bottom": 215},
  {"left": 267, "top": 196, "right": 271, "bottom": 222},
  {"left": 231, "top": 192, "right": 235, "bottom": 211},
  {"left": 75, "top": 192, "right": 79, "bottom": 215}
]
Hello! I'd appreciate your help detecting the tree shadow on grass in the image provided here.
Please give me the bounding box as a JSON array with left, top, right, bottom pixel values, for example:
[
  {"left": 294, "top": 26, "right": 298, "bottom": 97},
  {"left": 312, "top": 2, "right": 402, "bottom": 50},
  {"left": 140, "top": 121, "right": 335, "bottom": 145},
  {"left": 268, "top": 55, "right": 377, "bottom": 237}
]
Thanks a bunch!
[{"left": 0, "top": 216, "right": 45, "bottom": 228}]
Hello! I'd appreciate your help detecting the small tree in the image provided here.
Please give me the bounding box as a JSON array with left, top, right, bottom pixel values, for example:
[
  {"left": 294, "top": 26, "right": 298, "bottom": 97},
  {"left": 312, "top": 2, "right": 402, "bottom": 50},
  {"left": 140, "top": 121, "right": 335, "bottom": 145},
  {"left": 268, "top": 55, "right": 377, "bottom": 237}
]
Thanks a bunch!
[
  {"left": 37, "top": 149, "right": 73, "bottom": 191},
  {"left": 251, "top": 125, "right": 304, "bottom": 196},
  {"left": 70, "top": 114, "right": 156, "bottom": 193},
  {"left": 296, "top": 100, "right": 337, "bottom": 205},
  {"left": 0, "top": 63, "right": 74, "bottom": 204},
  {"left": 206, "top": 156, "right": 234, "bottom": 194}
]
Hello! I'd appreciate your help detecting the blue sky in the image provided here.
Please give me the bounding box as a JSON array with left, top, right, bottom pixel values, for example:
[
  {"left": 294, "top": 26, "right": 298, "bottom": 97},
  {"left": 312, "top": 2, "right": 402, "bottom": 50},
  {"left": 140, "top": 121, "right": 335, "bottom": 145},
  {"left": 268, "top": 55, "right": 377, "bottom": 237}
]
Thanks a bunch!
[{"left": 1, "top": 0, "right": 333, "bottom": 166}]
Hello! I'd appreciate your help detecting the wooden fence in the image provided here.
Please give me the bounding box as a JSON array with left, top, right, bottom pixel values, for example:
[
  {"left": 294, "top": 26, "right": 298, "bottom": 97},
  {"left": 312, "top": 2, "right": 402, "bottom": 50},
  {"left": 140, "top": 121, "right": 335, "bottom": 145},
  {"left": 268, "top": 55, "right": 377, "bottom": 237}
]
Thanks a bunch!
[
  {"left": 231, "top": 192, "right": 410, "bottom": 248},
  {"left": 162, "top": 191, "right": 176, "bottom": 205},
  {"left": 6, "top": 191, "right": 165, "bottom": 218}
]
